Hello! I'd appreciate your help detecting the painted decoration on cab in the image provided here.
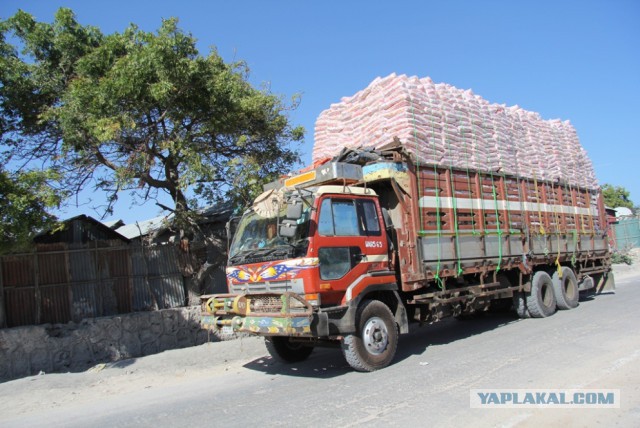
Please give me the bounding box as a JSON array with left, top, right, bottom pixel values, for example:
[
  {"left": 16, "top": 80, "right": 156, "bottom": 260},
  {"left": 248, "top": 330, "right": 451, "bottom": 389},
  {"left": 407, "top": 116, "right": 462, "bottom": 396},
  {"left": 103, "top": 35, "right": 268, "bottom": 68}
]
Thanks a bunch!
[{"left": 227, "top": 258, "right": 319, "bottom": 283}]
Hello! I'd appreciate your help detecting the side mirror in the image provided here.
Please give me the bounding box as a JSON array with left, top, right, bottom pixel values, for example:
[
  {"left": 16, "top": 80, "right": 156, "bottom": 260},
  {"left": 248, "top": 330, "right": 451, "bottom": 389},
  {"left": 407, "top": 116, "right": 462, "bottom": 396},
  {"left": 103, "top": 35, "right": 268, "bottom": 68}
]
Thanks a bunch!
[
  {"left": 279, "top": 219, "right": 298, "bottom": 238},
  {"left": 286, "top": 198, "right": 303, "bottom": 220}
]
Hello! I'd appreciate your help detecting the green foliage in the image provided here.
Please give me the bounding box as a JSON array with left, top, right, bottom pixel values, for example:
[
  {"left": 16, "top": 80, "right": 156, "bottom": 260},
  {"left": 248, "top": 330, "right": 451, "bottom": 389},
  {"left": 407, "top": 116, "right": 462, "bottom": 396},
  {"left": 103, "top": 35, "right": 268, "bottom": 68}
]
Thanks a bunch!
[
  {"left": 1, "top": 9, "right": 303, "bottom": 237},
  {"left": 0, "top": 8, "right": 103, "bottom": 147},
  {"left": 601, "top": 184, "right": 634, "bottom": 209},
  {"left": 610, "top": 251, "right": 633, "bottom": 265},
  {"left": 0, "top": 168, "right": 61, "bottom": 252}
]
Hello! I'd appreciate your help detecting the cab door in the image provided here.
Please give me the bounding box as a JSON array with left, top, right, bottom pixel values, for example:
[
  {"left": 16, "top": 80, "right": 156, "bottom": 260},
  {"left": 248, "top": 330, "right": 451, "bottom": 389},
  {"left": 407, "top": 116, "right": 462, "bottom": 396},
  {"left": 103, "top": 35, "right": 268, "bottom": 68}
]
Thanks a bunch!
[{"left": 313, "top": 195, "right": 389, "bottom": 305}]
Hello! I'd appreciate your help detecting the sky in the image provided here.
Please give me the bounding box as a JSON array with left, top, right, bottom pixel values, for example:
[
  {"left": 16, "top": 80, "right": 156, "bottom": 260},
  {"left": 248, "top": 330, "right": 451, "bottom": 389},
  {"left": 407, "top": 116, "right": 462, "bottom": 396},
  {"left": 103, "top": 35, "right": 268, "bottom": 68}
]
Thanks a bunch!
[{"left": 2, "top": 0, "right": 639, "bottom": 224}]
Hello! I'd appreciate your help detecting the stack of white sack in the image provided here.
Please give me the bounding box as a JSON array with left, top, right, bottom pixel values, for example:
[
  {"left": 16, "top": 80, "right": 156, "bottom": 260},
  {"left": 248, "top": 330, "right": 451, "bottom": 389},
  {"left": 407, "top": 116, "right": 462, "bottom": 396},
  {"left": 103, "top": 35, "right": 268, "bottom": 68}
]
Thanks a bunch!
[{"left": 314, "top": 73, "right": 598, "bottom": 190}]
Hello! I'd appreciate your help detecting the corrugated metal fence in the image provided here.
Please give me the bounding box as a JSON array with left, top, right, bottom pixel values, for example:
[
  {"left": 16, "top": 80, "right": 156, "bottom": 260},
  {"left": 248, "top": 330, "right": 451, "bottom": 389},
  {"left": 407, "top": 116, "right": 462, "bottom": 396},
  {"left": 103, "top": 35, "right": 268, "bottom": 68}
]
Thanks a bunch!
[
  {"left": 0, "top": 241, "right": 186, "bottom": 328},
  {"left": 614, "top": 217, "right": 640, "bottom": 250}
]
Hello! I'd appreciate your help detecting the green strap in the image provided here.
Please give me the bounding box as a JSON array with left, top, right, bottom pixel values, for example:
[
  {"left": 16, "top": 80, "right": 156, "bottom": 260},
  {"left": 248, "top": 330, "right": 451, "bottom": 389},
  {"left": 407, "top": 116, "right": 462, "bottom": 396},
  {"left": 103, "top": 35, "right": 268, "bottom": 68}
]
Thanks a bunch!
[
  {"left": 565, "top": 181, "right": 579, "bottom": 266},
  {"left": 489, "top": 172, "right": 503, "bottom": 272},
  {"left": 430, "top": 120, "right": 443, "bottom": 288},
  {"left": 483, "top": 114, "right": 503, "bottom": 272},
  {"left": 448, "top": 110, "right": 464, "bottom": 276}
]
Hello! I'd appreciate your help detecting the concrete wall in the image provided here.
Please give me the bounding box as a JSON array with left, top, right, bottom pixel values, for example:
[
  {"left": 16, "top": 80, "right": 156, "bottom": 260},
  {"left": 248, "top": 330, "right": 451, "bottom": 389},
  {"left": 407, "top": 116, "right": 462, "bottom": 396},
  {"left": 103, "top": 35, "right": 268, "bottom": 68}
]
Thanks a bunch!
[{"left": 0, "top": 306, "right": 215, "bottom": 382}]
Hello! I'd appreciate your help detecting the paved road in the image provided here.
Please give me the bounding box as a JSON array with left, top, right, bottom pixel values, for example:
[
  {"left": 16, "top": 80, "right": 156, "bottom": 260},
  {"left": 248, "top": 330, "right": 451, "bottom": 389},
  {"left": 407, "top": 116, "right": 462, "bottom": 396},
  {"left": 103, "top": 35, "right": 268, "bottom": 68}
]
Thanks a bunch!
[{"left": 1, "top": 270, "right": 639, "bottom": 427}]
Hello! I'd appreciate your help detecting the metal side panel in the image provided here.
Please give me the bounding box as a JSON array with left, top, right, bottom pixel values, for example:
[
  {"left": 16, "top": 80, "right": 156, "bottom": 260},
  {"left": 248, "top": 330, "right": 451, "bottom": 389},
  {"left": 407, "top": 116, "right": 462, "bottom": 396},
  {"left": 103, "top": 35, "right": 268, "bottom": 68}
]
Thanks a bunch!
[
  {"left": 549, "top": 235, "right": 566, "bottom": 254},
  {"left": 567, "top": 235, "right": 579, "bottom": 253},
  {"left": 580, "top": 234, "right": 594, "bottom": 252},
  {"left": 593, "top": 236, "right": 608, "bottom": 251},
  {"left": 509, "top": 235, "right": 524, "bottom": 255},
  {"left": 485, "top": 235, "right": 512, "bottom": 258},
  {"left": 531, "top": 235, "right": 551, "bottom": 255},
  {"left": 457, "top": 235, "right": 485, "bottom": 259},
  {"left": 420, "top": 236, "right": 455, "bottom": 262}
]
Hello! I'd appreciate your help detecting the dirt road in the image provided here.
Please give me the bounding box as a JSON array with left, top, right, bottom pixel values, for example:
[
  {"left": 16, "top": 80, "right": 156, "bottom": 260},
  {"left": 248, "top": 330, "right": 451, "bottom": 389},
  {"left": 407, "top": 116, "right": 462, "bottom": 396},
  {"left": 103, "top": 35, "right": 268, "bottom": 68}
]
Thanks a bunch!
[{"left": 1, "top": 265, "right": 639, "bottom": 427}]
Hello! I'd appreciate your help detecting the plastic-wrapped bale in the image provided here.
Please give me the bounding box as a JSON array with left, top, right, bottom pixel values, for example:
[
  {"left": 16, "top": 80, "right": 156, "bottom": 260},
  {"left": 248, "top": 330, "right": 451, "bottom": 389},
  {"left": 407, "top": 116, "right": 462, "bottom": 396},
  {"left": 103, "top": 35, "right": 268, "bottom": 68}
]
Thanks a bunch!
[{"left": 313, "top": 73, "right": 598, "bottom": 190}]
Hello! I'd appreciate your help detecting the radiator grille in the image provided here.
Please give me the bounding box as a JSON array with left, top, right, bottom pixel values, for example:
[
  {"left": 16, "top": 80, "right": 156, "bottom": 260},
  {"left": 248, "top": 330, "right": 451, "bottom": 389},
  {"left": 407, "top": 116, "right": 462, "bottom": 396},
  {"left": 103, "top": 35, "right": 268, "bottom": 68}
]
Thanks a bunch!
[{"left": 250, "top": 296, "right": 283, "bottom": 313}]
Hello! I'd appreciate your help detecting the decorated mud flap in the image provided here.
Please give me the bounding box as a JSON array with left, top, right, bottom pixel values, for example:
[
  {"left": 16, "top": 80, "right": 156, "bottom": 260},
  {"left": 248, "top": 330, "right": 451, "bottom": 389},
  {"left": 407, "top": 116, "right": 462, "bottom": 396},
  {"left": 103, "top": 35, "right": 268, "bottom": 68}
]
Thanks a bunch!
[{"left": 200, "top": 292, "right": 314, "bottom": 336}]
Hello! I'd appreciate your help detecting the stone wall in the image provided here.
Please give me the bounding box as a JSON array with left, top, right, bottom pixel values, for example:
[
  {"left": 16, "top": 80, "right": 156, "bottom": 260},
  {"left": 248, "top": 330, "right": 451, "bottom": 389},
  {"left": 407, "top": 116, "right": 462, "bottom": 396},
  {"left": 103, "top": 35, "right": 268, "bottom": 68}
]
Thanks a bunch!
[{"left": 0, "top": 306, "right": 214, "bottom": 382}]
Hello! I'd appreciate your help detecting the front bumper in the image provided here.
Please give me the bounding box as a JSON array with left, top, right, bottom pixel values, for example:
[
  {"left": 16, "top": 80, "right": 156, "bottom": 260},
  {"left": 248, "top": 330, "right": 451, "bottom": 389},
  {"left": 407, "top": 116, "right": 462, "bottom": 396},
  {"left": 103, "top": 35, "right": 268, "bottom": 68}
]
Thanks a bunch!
[{"left": 200, "top": 292, "right": 315, "bottom": 336}]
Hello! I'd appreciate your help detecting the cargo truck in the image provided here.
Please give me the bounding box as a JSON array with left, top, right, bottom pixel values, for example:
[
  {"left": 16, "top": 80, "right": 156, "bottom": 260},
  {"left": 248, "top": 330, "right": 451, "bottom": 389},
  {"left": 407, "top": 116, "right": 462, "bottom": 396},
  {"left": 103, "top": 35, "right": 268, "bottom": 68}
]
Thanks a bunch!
[{"left": 200, "top": 141, "right": 614, "bottom": 371}]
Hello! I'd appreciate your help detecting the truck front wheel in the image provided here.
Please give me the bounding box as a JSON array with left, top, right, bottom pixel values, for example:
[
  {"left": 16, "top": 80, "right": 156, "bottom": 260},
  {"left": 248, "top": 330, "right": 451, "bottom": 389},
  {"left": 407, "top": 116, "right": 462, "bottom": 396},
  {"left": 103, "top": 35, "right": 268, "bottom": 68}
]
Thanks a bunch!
[
  {"left": 341, "top": 299, "right": 399, "bottom": 372},
  {"left": 265, "top": 337, "right": 314, "bottom": 363}
]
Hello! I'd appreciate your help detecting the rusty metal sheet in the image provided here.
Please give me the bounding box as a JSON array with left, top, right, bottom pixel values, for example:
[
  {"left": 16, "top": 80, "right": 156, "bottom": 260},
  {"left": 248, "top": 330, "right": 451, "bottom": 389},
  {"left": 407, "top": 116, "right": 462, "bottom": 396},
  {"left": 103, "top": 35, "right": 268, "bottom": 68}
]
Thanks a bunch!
[
  {"left": 4, "top": 287, "right": 36, "bottom": 327},
  {"left": 131, "top": 277, "right": 159, "bottom": 311},
  {"left": 1, "top": 254, "right": 33, "bottom": 288},
  {"left": 37, "top": 252, "right": 67, "bottom": 286},
  {"left": 39, "top": 284, "right": 71, "bottom": 324},
  {"left": 112, "top": 277, "right": 132, "bottom": 314},
  {"left": 148, "top": 275, "right": 185, "bottom": 309},
  {"left": 71, "top": 282, "right": 98, "bottom": 322},
  {"left": 2, "top": 242, "right": 186, "bottom": 327},
  {"left": 130, "top": 245, "right": 184, "bottom": 310}
]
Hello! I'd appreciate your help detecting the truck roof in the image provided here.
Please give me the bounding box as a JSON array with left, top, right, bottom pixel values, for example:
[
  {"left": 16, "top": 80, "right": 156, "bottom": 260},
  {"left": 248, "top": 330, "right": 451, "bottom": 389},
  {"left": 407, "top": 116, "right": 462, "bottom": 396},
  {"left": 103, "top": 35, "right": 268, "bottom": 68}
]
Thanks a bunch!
[{"left": 314, "top": 185, "right": 377, "bottom": 197}]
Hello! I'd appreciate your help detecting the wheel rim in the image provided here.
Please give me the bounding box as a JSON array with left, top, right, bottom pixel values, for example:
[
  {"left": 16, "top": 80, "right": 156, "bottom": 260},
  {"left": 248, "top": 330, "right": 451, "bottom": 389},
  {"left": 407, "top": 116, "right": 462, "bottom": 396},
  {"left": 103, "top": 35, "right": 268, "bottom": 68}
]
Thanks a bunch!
[
  {"left": 363, "top": 316, "right": 389, "bottom": 355},
  {"left": 565, "top": 279, "right": 577, "bottom": 300}
]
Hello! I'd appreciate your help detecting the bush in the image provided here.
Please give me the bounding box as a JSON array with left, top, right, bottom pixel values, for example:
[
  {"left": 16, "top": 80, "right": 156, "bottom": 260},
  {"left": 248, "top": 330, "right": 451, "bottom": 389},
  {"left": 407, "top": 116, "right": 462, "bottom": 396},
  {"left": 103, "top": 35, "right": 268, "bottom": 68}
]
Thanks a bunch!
[{"left": 611, "top": 252, "right": 633, "bottom": 265}]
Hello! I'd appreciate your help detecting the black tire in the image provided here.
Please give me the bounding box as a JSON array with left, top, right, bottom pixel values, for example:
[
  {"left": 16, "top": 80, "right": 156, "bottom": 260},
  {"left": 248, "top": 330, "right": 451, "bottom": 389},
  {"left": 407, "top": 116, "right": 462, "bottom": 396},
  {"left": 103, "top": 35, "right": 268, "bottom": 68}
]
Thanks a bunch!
[
  {"left": 526, "top": 271, "right": 557, "bottom": 318},
  {"left": 265, "top": 337, "right": 314, "bottom": 363},
  {"left": 552, "top": 267, "right": 579, "bottom": 310},
  {"left": 341, "top": 300, "right": 399, "bottom": 372}
]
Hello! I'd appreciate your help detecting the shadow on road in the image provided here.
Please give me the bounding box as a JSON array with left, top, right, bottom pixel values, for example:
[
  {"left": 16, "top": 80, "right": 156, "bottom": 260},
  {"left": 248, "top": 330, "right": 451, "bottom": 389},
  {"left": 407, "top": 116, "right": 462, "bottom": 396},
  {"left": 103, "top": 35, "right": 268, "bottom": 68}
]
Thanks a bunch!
[
  {"left": 243, "top": 311, "right": 519, "bottom": 378},
  {"left": 395, "top": 312, "right": 518, "bottom": 363},
  {"left": 243, "top": 347, "right": 352, "bottom": 379}
]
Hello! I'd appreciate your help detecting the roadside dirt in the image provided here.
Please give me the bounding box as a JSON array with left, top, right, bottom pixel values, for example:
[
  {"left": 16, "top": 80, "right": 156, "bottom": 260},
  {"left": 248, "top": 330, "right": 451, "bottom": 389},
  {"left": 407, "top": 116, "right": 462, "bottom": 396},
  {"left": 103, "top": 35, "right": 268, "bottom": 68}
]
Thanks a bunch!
[{"left": 0, "top": 334, "right": 270, "bottom": 418}]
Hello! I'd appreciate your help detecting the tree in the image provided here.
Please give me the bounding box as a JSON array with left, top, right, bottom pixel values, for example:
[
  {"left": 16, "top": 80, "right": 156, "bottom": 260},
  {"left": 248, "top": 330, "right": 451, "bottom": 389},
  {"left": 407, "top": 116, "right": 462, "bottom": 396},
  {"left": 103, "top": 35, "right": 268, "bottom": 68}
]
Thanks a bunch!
[
  {"left": 1, "top": 8, "right": 303, "bottom": 238},
  {"left": 601, "top": 184, "right": 634, "bottom": 209},
  {"left": 0, "top": 168, "right": 60, "bottom": 252}
]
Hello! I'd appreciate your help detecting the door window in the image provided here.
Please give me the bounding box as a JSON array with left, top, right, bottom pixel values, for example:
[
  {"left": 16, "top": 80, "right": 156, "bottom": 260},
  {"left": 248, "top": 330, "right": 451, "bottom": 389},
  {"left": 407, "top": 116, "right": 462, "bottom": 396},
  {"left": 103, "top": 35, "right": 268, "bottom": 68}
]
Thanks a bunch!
[
  {"left": 318, "top": 198, "right": 381, "bottom": 237},
  {"left": 318, "top": 247, "right": 351, "bottom": 279}
]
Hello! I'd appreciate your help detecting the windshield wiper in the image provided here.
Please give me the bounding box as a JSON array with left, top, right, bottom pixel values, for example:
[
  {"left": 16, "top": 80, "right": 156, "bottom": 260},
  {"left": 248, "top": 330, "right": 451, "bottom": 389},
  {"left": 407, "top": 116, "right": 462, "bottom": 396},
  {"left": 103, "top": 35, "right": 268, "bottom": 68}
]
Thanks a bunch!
[
  {"left": 229, "top": 247, "right": 285, "bottom": 265},
  {"left": 229, "top": 249, "right": 253, "bottom": 264},
  {"left": 229, "top": 240, "right": 308, "bottom": 265}
]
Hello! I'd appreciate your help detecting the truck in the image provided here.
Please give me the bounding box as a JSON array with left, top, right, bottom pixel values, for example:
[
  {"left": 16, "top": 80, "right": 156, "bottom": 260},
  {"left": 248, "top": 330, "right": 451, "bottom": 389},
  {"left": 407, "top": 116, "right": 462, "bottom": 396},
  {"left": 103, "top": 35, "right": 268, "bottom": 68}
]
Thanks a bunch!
[{"left": 200, "top": 141, "right": 614, "bottom": 371}]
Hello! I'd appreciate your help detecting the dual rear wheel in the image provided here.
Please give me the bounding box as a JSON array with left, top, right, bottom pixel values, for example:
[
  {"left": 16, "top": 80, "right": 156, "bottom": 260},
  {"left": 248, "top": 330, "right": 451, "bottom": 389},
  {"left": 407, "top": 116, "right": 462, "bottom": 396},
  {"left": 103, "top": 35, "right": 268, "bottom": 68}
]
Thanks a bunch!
[{"left": 515, "top": 267, "right": 579, "bottom": 318}]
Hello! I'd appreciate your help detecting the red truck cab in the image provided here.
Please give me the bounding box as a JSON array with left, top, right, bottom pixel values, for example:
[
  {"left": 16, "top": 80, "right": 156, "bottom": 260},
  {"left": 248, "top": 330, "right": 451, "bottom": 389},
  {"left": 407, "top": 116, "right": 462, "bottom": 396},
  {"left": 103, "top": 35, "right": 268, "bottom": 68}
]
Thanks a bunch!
[{"left": 201, "top": 161, "right": 408, "bottom": 370}]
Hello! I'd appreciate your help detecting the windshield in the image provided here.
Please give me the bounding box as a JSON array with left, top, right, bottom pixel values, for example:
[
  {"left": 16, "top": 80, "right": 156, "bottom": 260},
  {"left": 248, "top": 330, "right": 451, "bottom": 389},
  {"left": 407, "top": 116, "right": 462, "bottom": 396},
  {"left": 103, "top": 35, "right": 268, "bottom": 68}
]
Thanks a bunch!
[{"left": 228, "top": 197, "right": 312, "bottom": 264}]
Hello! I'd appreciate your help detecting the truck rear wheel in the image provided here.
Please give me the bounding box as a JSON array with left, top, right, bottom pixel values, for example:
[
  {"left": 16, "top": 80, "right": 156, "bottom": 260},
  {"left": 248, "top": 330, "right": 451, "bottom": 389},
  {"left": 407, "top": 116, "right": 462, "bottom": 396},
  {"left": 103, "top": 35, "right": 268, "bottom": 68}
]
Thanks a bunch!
[
  {"left": 341, "top": 299, "right": 398, "bottom": 372},
  {"left": 526, "top": 271, "right": 557, "bottom": 318},
  {"left": 265, "top": 337, "right": 314, "bottom": 363},
  {"left": 552, "top": 267, "right": 579, "bottom": 309}
]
